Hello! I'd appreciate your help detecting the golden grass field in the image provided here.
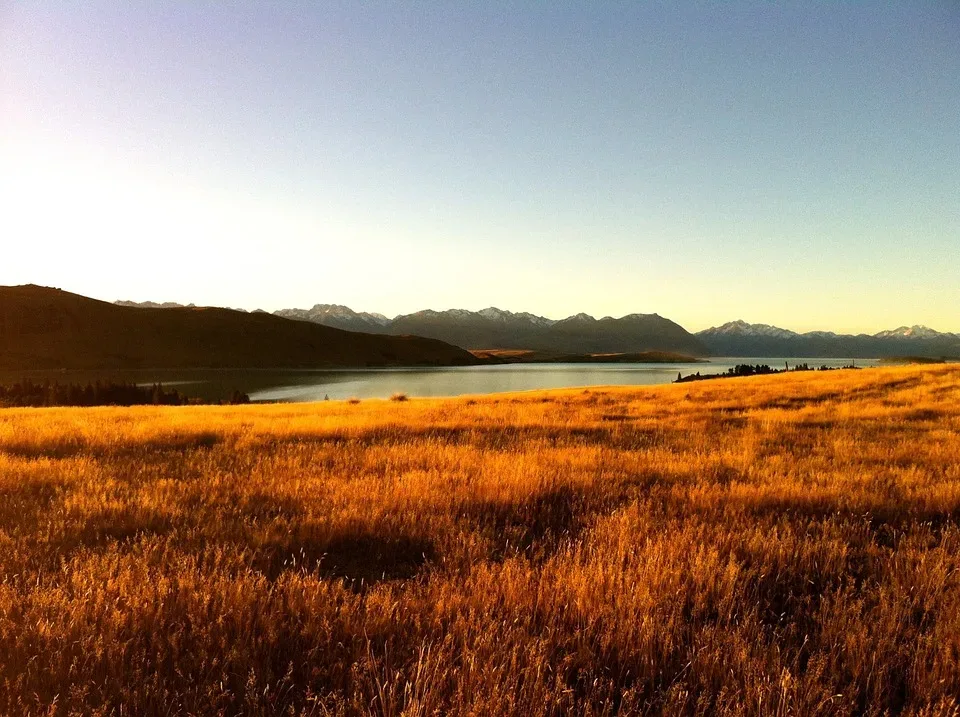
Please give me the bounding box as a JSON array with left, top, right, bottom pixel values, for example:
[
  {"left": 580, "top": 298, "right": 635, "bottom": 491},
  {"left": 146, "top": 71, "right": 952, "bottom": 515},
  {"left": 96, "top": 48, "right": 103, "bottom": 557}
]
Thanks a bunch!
[{"left": 1, "top": 365, "right": 959, "bottom": 715}]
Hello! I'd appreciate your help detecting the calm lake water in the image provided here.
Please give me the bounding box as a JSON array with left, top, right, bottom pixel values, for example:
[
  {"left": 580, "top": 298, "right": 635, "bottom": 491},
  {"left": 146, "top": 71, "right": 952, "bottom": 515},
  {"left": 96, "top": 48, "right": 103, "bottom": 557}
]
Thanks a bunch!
[
  {"left": 246, "top": 358, "right": 881, "bottom": 402},
  {"left": 0, "top": 358, "right": 877, "bottom": 403}
]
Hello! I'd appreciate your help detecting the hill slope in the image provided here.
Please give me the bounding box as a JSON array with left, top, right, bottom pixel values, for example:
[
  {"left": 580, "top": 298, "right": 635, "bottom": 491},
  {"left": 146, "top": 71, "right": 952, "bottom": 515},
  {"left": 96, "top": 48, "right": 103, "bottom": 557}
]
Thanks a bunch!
[{"left": 0, "top": 285, "right": 478, "bottom": 370}]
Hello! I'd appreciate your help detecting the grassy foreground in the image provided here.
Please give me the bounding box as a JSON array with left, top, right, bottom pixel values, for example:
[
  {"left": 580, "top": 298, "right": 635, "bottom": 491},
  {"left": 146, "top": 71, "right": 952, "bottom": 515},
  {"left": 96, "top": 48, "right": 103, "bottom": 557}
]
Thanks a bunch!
[{"left": 1, "top": 366, "right": 959, "bottom": 715}]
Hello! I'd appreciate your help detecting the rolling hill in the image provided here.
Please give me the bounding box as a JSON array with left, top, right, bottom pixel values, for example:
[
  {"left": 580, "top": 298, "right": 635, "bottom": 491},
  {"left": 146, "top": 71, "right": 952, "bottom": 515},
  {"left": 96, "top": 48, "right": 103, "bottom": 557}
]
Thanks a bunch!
[{"left": 0, "top": 285, "right": 478, "bottom": 370}]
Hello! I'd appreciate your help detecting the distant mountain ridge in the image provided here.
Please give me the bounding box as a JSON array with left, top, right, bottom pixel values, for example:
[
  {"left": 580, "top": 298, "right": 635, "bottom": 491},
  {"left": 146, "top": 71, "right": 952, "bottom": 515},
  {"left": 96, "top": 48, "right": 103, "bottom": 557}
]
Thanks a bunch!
[
  {"left": 113, "top": 299, "right": 960, "bottom": 359},
  {"left": 275, "top": 304, "right": 391, "bottom": 333},
  {"left": 274, "top": 305, "right": 709, "bottom": 356},
  {"left": 117, "top": 300, "right": 194, "bottom": 309},
  {"left": 117, "top": 299, "right": 263, "bottom": 314},
  {"left": 698, "top": 320, "right": 960, "bottom": 358}
]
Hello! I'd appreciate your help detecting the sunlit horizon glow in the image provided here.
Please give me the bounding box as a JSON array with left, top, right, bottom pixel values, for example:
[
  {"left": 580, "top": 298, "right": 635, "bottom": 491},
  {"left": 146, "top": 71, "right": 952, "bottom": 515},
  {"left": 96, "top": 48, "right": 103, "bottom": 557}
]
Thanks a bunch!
[{"left": 2, "top": 3, "right": 958, "bottom": 335}]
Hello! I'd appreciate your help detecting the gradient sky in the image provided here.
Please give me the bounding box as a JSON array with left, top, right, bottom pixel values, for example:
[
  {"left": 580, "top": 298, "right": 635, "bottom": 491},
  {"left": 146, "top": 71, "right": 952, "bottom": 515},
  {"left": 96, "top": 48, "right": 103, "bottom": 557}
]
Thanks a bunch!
[{"left": 2, "top": 2, "right": 958, "bottom": 333}]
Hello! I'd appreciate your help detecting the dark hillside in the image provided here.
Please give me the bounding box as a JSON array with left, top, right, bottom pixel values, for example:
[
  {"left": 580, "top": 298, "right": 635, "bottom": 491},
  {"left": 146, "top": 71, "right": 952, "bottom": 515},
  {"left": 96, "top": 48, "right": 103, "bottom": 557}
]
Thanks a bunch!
[{"left": 0, "top": 285, "right": 478, "bottom": 370}]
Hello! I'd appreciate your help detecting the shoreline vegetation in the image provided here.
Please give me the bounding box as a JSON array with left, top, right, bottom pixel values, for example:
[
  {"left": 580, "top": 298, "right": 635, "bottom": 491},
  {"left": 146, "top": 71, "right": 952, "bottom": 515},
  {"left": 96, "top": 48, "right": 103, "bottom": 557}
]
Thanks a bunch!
[
  {"left": 879, "top": 355, "right": 953, "bottom": 365},
  {"left": 0, "top": 379, "right": 251, "bottom": 407},
  {"left": 1, "top": 365, "right": 959, "bottom": 713},
  {"left": 674, "top": 361, "right": 859, "bottom": 383}
]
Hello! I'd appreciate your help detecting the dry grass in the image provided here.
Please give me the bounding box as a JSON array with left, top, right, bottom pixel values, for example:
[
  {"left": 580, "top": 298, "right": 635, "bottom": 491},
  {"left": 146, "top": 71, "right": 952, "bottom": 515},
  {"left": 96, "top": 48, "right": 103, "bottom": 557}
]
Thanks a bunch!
[{"left": 1, "top": 365, "right": 960, "bottom": 715}]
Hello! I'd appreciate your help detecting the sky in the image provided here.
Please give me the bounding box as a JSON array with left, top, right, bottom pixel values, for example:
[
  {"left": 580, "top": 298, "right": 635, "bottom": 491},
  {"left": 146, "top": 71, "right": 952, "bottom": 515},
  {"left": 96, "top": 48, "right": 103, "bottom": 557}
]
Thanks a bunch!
[{"left": 1, "top": 2, "right": 958, "bottom": 333}]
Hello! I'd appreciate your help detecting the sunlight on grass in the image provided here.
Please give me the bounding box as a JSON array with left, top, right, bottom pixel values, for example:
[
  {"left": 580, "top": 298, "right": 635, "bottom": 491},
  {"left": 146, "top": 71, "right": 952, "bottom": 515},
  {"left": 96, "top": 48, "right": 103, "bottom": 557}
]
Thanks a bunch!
[{"left": 1, "top": 365, "right": 959, "bottom": 714}]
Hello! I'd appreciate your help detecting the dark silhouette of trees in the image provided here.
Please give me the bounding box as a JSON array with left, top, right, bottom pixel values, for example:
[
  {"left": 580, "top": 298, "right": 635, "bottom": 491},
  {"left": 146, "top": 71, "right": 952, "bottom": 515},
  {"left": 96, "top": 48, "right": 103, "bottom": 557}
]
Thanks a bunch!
[
  {"left": 0, "top": 380, "right": 250, "bottom": 407},
  {"left": 675, "top": 363, "right": 857, "bottom": 383}
]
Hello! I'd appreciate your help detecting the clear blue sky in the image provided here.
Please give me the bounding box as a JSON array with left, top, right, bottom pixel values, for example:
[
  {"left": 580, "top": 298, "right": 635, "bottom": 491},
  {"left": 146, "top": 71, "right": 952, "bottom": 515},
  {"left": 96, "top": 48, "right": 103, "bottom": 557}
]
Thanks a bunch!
[{"left": 2, "top": 2, "right": 958, "bottom": 332}]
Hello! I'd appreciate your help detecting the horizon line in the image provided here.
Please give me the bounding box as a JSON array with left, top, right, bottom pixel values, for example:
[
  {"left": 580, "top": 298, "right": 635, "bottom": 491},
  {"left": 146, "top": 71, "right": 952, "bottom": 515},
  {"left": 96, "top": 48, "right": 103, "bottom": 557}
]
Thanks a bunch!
[{"left": 6, "top": 284, "right": 957, "bottom": 337}]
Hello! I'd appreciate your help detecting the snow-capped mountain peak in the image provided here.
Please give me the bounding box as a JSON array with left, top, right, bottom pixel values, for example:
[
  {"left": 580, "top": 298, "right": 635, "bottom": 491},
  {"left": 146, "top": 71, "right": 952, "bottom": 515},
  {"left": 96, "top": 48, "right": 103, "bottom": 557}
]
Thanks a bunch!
[
  {"left": 478, "top": 307, "right": 512, "bottom": 321},
  {"left": 514, "top": 312, "right": 557, "bottom": 327},
  {"left": 406, "top": 309, "right": 476, "bottom": 320},
  {"left": 561, "top": 312, "right": 597, "bottom": 323},
  {"left": 619, "top": 312, "right": 658, "bottom": 321},
  {"left": 700, "top": 320, "right": 798, "bottom": 339},
  {"left": 873, "top": 325, "right": 946, "bottom": 340},
  {"left": 275, "top": 304, "right": 390, "bottom": 327}
]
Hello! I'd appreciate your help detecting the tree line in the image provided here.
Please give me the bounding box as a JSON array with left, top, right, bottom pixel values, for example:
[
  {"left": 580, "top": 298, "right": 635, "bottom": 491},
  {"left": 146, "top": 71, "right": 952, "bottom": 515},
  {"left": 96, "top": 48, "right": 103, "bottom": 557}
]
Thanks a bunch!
[
  {"left": 0, "top": 380, "right": 250, "bottom": 407},
  {"left": 676, "top": 362, "right": 859, "bottom": 383}
]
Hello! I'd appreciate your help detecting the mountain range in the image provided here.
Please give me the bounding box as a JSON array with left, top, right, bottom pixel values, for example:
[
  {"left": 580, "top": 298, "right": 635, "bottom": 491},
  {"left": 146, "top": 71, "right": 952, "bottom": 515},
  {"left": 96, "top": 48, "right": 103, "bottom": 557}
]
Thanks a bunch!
[
  {"left": 273, "top": 305, "right": 709, "bottom": 356},
  {"left": 271, "top": 304, "right": 960, "bottom": 358},
  {"left": 697, "top": 320, "right": 960, "bottom": 358},
  {"left": 115, "top": 299, "right": 960, "bottom": 359}
]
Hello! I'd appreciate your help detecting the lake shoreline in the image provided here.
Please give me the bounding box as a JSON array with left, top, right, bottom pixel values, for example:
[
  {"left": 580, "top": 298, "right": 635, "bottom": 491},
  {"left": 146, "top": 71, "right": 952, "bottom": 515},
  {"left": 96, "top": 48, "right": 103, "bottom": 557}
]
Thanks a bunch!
[{"left": 0, "top": 357, "right": 881, "bottom": 403}]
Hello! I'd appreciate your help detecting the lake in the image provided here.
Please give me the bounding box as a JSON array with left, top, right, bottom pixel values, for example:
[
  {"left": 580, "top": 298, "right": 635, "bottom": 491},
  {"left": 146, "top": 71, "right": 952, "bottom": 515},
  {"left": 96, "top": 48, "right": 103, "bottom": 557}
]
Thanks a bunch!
[
  {"left": 247, "top": 358, "right": 879, "bottom": 401},
  {"left": 0, "top": 358, "right": 879, "bottom": 403}
]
